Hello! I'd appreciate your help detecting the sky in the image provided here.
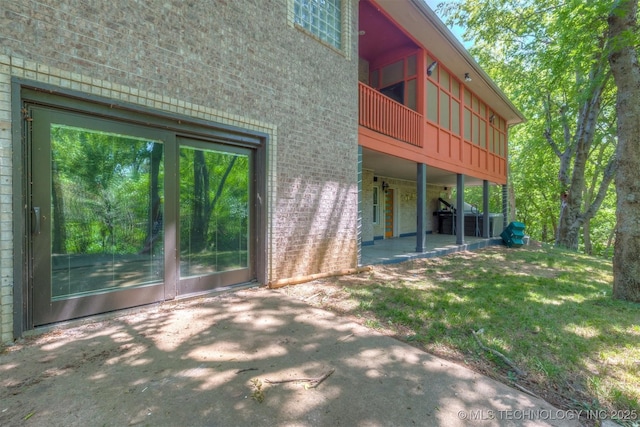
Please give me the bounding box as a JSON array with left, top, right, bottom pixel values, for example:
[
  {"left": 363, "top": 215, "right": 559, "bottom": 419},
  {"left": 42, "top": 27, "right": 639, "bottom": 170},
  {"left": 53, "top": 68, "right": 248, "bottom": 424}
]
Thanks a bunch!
[{"left": 423, "top": 0, "right": 470, "bottom": 47}]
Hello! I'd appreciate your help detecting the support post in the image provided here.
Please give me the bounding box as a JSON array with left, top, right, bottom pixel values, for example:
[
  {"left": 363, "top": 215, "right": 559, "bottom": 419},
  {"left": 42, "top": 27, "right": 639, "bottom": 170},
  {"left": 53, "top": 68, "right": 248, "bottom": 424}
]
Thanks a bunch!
[
  {"left": 456, "top": 174, "right": 465, "bottom": 245},
  {"left": 483, "top": 180, "right": 490, "bottom": 238},
  {"left": 357, "top": 146, "right": 362, "bottom": 266},
  {"left": 502, "top": 184, "right": 508, "bottom": 232},
  {"left": 416, "top": 163, "right": 426, "bottom": 252}
]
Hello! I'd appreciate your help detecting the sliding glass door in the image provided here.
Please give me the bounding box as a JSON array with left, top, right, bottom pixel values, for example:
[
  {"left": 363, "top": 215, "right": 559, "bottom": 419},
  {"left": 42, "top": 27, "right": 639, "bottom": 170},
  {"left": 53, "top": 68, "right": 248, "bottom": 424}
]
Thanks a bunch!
[{"left": 28, "top": 106, "right": 257, "bottom": 326}]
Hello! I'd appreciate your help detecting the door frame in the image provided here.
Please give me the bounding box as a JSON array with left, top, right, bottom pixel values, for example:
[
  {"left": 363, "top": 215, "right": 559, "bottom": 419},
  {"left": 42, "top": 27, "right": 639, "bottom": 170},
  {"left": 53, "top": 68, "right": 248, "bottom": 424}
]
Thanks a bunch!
[{"left": 12, "top": 79, "right": 269, "bottom": 335}]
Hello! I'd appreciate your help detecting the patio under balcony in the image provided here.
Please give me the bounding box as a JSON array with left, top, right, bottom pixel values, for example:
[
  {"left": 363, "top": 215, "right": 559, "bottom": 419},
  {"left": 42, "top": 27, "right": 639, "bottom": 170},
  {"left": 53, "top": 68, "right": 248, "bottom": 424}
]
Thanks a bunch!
[{"left": 360, "top": 234, "right": 503, "bottom": 266}]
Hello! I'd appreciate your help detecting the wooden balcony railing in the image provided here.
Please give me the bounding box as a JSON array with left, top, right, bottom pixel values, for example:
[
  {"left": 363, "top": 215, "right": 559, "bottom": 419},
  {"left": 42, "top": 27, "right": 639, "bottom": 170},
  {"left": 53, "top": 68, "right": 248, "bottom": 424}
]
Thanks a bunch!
[{"left": 358, "top": 82, "right": 422, "bottom": 147}]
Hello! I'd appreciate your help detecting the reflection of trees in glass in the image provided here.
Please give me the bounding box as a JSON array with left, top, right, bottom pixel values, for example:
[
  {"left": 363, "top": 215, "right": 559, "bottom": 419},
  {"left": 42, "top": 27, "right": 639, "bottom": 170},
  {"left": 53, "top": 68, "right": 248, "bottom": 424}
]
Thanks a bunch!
[
  {"left": 50, "top": 125, "right": 163, "bottom": 255},
  {"left": 180, "top": 147, "right": 249, "bottom": 272},
  {"left": 51, "top": 155, "right": 66, "bottom": 253},
  {"left": 140, "top": 142, "right": 164, "bottom": 254}
]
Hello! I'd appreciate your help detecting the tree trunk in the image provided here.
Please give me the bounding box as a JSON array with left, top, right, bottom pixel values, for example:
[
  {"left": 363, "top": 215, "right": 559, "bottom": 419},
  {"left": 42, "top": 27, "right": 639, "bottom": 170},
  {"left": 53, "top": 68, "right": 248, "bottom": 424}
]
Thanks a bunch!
[
  {"left": 583, "top": 219, "right": 592, "bottom": 255},
  {"left": 51, "top": 159, "right": 66, "bottom": 253},
  {"left": 556, "top": 195, "right": 583, "bottom": 250},
  {"left": 553, "top": 96, "right": 600, "bottom": 250},
  {"left": 549, "top": 48, "right": 611, "bottom": 251},
  {"left": 608, "top": 0, "right": 640, "bottom": 302},
  {"left": 140, "top": 142, "right": 163, "bottom": 254},
  {"left": 606, "top": 227, "right": 615, "bottom": 255},
  {"left": 191, "top": 151, "right": 210, "bottom": 253},
  {"left": 508, "top": 173, "right": 517, "bottom": 223}
]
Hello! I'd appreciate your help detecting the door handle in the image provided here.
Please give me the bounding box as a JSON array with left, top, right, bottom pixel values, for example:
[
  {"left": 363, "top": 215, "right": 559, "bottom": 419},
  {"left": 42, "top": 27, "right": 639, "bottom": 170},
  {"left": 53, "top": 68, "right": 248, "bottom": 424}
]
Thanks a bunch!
[{"left": 32, "top": 206, "right": 40, "bottom": 235}]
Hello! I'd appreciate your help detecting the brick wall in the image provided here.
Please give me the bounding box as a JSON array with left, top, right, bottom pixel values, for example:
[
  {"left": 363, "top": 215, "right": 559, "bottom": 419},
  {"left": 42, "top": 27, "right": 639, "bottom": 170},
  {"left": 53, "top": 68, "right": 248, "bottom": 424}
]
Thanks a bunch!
[{"left": 0, "top": 0, "right": 359, "bottom": 343}]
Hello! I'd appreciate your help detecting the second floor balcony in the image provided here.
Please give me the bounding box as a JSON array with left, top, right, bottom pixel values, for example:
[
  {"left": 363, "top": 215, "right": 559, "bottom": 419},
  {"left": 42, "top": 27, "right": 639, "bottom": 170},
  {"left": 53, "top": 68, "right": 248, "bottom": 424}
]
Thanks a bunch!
[
  {"left": 357, "top": 0, "right": 523, "bottom": 184},
  {"left": 358, "top": 82, "right": 422, "bottom": 148},
  {"left": 358, "top": 66, "right": 510, "bottom": 184}
]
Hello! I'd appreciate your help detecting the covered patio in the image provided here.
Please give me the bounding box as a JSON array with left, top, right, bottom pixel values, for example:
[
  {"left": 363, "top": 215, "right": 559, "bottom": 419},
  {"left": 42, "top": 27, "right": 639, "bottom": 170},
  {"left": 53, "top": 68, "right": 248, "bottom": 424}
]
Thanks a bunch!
[{"left": 360, "top": 234, "right": 503, "bottom": 265}]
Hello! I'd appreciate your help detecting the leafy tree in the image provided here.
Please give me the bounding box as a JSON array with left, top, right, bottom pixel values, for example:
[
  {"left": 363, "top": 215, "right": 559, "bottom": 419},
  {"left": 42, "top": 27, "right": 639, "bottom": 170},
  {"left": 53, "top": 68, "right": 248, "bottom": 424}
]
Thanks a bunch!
[
  {"left": 438, "top": 0, "right": 640, "bottom": 299},
  {"left": 439, "top": 0, "right": 618, "bottom": 253}
]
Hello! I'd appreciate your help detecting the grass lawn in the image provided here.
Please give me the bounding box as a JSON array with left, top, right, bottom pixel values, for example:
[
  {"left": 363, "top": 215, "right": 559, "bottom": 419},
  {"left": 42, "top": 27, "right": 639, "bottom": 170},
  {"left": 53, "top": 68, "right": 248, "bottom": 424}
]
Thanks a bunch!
[{"left": 286, "top": 244, "right": 640, "bottom": 424}]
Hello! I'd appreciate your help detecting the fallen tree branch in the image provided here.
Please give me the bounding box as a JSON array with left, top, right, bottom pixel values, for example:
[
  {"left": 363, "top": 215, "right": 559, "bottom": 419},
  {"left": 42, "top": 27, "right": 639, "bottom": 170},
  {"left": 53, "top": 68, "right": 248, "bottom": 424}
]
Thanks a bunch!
[
  {"left": 236, "top": 368, "right": 259, "bottom": 374},
  {"left": 513, "top": 383, "right": 540, "bottom": 399},
  {"left": 305, "top": 292, "right": 322, "bottom": 302},
  {"left": 498, "top": 373, "right": 541, "bottom": 399},
  {"left": 264, "top": 369, "right": 335, "bottom": 388},
  {"left": 472, "top": 330, "right": 526, "bottom": 377},
  {"left": 337, "top": 333, "right": 354, "bottom": 342}
]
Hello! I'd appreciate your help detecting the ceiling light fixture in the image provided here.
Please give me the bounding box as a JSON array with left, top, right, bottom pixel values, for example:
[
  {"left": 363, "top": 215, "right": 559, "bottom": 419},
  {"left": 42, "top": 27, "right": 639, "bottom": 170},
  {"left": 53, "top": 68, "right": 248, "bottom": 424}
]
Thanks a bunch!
[{"left": 464, "top": 73, "right": 472, "bottom": 82}]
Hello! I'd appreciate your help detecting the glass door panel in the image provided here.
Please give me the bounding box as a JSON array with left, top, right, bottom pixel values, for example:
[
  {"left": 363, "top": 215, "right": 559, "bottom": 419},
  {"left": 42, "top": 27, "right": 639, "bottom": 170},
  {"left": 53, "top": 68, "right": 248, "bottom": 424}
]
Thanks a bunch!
[
  {"left": 178, "top": 139, "right": 252, "bottom": 294},
  {"left": 50, "top": 124, "right": 165, "bottom": 299},
  {"left": 31, "top": 107, "right": 168, "bottom": 325}
]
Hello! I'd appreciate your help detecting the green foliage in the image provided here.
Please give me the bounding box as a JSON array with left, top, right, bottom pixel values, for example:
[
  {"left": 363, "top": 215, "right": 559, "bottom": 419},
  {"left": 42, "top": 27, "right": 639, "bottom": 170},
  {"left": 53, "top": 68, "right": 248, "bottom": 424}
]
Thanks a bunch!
[
  {"left": 438, "top": 0, "right": 618, "bottom": 254},
  {"left": 52, "top": 125, "right": 161, "bottom": 255},
  {"left": 51, "top": 125, "right": 250, "bottom": 266},
  {"left": 179, "top": 147, "right": 249, "bottom": 262}
]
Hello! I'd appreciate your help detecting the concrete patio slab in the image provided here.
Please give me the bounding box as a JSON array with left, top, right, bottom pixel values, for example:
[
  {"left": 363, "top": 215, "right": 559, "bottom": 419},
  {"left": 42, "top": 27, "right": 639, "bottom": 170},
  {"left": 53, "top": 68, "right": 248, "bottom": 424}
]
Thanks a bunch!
[{"left": 361, "top": 234, "right": 504, "bottom": 266}]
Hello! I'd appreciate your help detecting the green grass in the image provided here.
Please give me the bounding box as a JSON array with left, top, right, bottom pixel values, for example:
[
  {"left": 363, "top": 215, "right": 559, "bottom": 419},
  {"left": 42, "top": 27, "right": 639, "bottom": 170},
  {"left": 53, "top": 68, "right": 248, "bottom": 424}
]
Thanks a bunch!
[{"left": 331, "top": 245, "right": 640, "bottom": 416}]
